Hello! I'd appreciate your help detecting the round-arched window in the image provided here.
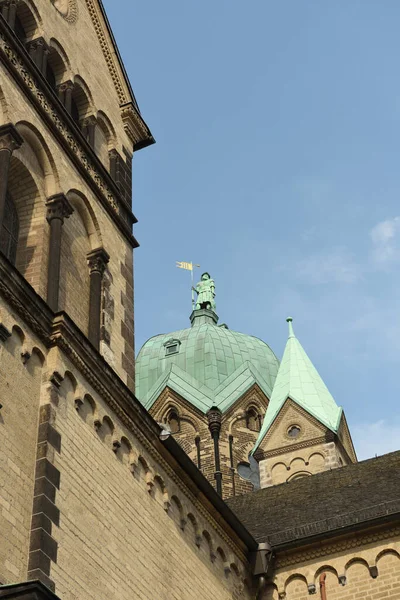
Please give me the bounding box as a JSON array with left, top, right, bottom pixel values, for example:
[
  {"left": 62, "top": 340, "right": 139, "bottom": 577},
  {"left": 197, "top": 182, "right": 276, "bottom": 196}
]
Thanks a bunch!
[{"left": 287, "top": 425, "right": 301, "bottom": 439}]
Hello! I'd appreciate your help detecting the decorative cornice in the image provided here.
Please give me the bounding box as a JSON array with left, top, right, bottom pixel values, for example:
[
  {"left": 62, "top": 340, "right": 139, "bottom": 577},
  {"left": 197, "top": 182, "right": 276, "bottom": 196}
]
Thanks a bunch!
[
  {"left": 275, "top": 524, "right": 400, "bottom": 568},
  {"left": 256, "top": 436, "right": 329, "bottom": 461},
  {"left": 0, "top": 18, "right": 139, "bottom": 247},
  {"left": 84, "top": 1, "right": 154, "bottom": 151}
]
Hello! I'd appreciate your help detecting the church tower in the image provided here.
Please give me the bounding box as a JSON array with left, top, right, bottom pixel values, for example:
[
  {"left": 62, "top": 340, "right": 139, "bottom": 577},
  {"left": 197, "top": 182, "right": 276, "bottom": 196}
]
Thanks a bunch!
[
  {"left": 136, "top": 273, "right": 279, "bottom": 499},
  {"left": 136, "top": 281, "right": 357, "bottom": 499},
  {"left": 252, "top": 318, "right": 357, "bottom": 487}
]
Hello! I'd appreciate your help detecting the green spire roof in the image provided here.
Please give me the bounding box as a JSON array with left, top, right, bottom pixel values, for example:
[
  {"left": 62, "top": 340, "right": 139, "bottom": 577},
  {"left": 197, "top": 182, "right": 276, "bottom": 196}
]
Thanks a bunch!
[{"left": 253, "top": 318, "right": 342, "bottom": 453}]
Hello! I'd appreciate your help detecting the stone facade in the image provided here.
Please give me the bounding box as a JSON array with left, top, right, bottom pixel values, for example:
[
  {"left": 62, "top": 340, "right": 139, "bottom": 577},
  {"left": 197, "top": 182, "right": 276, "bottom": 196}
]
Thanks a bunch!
[
  {"left": 150, "top": 383, "right": 269, "bottom": 498},
  {"left": 264, "top": 529, "right": 400, "bottom": 599},
  {"left": 0, "top": 2, "right": 399, "bottom": 600},
  {"left": 0, "top": 2, "right": 256, "bottom": 599},
  {"left": 255, "top": 400, "right": 356, "bottom": 487}
]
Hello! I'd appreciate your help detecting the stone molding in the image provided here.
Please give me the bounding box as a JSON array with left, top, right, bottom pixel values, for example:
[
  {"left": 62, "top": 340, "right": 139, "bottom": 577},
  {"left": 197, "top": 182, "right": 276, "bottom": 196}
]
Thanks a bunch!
[
  {"left": 84, "top": 2, "right": 154, "bottom": 149},
  {"left": 0, "top": 253, "right": 250, "bottom": 562},
  {"left": 0, "top": 20, "right": 139, "bottom": 247},
  {"left": 275, "top": 524, "right": 400, "bottom": 569}
]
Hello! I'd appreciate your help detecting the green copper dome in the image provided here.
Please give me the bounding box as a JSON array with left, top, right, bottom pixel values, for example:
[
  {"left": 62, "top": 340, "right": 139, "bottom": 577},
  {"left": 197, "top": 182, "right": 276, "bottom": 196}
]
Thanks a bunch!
[{"left": 136, "top": 309, "right": 280, "bottom": 414}]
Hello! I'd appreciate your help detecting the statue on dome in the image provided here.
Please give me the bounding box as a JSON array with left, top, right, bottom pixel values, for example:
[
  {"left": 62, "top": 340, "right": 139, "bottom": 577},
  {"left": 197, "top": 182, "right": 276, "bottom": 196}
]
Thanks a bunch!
[{"left": 192, "top": 272, "right": 216, "bottom": 311}]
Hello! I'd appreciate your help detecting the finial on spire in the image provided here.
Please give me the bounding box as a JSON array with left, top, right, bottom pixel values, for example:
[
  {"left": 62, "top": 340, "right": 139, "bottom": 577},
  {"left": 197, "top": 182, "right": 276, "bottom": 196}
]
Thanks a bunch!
[{"left": 286, "top": 316, "right": 295, "bottom": 338}]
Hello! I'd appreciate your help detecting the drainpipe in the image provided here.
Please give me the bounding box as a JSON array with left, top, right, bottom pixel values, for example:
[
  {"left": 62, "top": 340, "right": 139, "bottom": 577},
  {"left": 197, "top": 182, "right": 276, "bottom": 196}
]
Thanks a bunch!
[
  {"left": 251, "top": 542, "right": 273, "bottom": 600},
  {"left": 319, "top": 573, "right": 327, "bottom": 600},
  {"left": 207, "top": 406, "right": 223, "bottom": 496}
]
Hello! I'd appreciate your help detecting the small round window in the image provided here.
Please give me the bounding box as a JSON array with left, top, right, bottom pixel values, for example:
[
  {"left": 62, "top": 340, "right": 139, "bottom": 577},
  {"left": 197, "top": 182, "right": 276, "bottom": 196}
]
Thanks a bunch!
[{"left": 287, "top": 425, "right": 301, "bottom": 439}]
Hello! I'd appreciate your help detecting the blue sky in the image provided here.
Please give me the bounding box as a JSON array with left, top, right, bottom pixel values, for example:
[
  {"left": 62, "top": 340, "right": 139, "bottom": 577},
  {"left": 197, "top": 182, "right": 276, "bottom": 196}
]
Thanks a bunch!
[{"left": 104, "top": 0, "right": 400, "bottom": 460}]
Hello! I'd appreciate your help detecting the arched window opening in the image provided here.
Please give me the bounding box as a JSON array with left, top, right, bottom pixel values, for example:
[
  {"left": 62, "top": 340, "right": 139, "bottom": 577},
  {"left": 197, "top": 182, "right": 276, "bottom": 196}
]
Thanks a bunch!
[
  {"left": 167, "top": 410, "right": 180, "bottom": 434},
  {"left": 0, "top": 192, "right": 19, "bottom": 265},
  {"left": 71, "top": 82, "right": 90, "bottom": 129},
  {"left": 15, "top": 2, "right": 38, "bottom": 42},
  {"left": 94, "top": 122, "right": 109, "bottom": 166},
  {"left": 46, "top": 46, "right": 66, "bottom": 91},
  {"left": 287, "top": 471, "right": 311, "bottom": 482},
  {"left": 246, "top": 408, "right": 261, "bottom": 432}
]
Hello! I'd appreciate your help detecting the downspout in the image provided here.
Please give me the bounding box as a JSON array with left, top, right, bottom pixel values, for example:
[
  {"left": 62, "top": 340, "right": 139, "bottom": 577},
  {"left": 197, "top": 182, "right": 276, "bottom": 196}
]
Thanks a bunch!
[
  {"left": 319, "top": 573, "right": 327, "bottom": 600},
  {"left": 251, "top": 542, "right": 273, "bottom": 600},
  {"left": 207, "top": 406, "right": 223, "bottom": 496}
]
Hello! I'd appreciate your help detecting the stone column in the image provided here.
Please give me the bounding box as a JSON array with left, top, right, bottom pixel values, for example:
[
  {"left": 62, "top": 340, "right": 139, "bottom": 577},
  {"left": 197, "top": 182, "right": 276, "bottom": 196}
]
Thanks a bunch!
[
  {"left": 1, "top": 0, "right": 17, "bottom": 29},
  {"left": 87, "top": 248, "right": 109, "bottom": 350},
  {"left": 27, "top": 38, "right": 49, "bottom": 74},
  {"left": 46, "top": 194, "right": 73, "bottom": 312},
  {"left": 207, "top": 406, "right": 223, "bottom": 496},
  {"left": 82, "top": 115, "right": 97, "bottom": 147},
  {"left": 0, "top": 123, "right": 23, "bottom": 233},
  {"left": 58, "top": 81, "right": 74, "bottom": 114}
]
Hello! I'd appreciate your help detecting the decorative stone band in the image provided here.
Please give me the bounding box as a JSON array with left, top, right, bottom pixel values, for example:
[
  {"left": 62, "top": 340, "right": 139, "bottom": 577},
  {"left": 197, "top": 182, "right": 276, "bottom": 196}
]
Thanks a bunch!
[
  {"left": 28, "top": 402, "right": 62, "bottom": 592},
  {"left": 0, "top": 23, "right": 139, "bottom": 246},
  {"left": 0, "top": 580, "right": 61, "bottom": 599}
]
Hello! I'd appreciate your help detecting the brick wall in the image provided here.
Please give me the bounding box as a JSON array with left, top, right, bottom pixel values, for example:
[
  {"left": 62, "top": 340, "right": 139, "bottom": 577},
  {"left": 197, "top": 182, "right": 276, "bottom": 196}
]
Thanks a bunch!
[
  {"left": 151, "top": 386, "right": 267, "bottom": 499},
  {"left": 262, "top": 530, "right": 400, "bottom": 599},
  {"left": 0, "top": 304, "right": 45, "bottom": 585}
]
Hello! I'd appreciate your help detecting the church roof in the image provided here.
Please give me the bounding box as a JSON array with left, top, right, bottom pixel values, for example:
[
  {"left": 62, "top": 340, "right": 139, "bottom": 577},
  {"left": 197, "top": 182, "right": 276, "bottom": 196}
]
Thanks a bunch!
[
  {"left": 227, "top": 450, "right": 400, "bottom": 548},
  {"left": 253, "top": 318, "right": 342, "bottom": 452},
  {"left": 135, "top": 309, "right": 280, "bottom": 414}
]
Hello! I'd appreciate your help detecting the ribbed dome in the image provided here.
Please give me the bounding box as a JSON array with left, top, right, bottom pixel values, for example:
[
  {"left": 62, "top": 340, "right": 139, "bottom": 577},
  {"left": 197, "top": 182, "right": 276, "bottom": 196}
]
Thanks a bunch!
[{"left": 136, "top": 309, "right": 280, "bottom": 413}]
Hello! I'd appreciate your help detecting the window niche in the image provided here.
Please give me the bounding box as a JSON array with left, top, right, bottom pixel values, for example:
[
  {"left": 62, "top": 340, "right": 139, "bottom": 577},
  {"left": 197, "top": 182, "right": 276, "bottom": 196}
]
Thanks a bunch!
[
  {"left": 246, "top": 407, "right": 261, "bottom": 432},
  {"left": 166, "top": 410, "right": 180, "bottom": 434},
  {"left": 164, "top": 338, "right": 181, "bottom": 357},
  {"left": 0, "top": 192, "right": 19, "bottom": 265}
]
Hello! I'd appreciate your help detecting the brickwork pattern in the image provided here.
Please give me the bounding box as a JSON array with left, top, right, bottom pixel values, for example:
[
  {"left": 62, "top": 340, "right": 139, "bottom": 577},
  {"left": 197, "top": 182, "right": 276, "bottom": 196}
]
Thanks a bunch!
[
  {"left": 0, "top": 307, "right": 45, "bottom": 585},
  {"left": 0, "top": 304, "right": 252, "bottom": 599},
  {"left": 151, "top": 385, "right": 269, "bottom": 499}
]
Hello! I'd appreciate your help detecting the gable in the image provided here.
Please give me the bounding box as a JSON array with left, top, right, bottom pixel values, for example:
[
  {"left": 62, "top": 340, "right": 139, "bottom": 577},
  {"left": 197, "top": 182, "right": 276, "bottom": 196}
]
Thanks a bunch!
[{"left": 257, "top": 398, "right": 328, "bottom": 454}]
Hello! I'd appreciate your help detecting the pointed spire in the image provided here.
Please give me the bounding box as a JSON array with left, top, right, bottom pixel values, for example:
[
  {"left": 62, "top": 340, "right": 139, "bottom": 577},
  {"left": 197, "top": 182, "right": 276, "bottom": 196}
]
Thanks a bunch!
[{"left": 253, "top": 317, "right": 342, "bottom": 454}]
